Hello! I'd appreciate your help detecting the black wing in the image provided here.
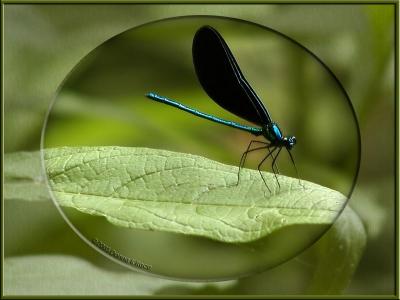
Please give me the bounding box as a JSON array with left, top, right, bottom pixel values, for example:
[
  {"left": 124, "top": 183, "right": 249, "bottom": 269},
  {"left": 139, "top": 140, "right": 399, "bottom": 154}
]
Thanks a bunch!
[{"left": 192, "top": 25, "right": 272, "bottom": 125}]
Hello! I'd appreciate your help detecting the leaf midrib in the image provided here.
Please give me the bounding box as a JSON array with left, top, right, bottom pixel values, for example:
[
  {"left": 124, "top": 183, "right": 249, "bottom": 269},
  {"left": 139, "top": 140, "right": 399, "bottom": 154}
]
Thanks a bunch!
[{"left": 53, "top": 190, "right": 339, "bottom": 213}]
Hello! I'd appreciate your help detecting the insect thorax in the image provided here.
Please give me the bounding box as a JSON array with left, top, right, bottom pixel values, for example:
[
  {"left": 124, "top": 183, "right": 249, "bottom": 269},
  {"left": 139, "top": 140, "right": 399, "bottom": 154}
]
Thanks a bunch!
[{"left": 263, "top": 123, "right": 283, "bottom": 143}]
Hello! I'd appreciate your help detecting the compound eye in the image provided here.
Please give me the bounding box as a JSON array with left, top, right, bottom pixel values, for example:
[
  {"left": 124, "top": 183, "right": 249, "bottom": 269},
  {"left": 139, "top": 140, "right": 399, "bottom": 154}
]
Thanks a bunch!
[{"left": 290, "top": 136, "right": 297, "bottom": 145}]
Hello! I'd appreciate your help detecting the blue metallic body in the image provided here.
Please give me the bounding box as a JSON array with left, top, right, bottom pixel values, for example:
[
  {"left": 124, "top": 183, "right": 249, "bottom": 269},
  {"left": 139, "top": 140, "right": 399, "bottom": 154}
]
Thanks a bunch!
[
  {"left": 146, "top": 92, "right": 296, "bottom": 152},
  {"left": 146, "top": 92, "right": 264, "bottom": 136}
]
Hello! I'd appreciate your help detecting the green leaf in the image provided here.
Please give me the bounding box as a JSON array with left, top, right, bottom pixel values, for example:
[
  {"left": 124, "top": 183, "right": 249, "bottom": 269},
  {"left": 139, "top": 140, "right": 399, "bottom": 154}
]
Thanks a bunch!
[
  {"left": 210, "top": 205, "right": 366, "bottom": 295},
  {"left": 306, "top": 205, "right": 367, "bottom": 294},
  {"left": 4, "top": 148, "right": 366, "bottom": 292},
  {"left": 44, "top": 146, "right": 345, "bottom": 243},
  {"left": 3, "top": 255, "right": 235, "bottom": 295},
  {"left": 4, "top": 151, "right": 48, "bottom": 202}
]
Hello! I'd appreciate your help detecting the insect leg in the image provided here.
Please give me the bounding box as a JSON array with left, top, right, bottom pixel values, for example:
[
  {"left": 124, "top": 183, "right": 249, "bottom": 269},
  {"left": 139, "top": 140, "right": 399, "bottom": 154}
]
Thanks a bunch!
[
  {"left": 286, "top": 149, "right": 304, "bottom": 189},
  {"left": 271, "top": 147, "right": 282, "bottom": 190},
  {"left": 258, "top": 146, "right": 277, "bottom": 193},
  {"left": 237, "top": 140, "right": 269, "bottom": 186},
  {"left": 267, "top": 147, "right": 280, "bottom": 174},
  {"left": 239, "top": 140, "right": 269, "bottom": 170},
  {"left": 271, "top": 147, "right": 281, "bottom": 173}
]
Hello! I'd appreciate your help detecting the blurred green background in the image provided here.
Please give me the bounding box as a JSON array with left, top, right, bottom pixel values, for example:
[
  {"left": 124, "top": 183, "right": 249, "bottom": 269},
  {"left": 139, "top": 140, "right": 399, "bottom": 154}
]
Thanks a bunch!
[{"left": 4, "top": 4, "right": 395, "bottom": 295}]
